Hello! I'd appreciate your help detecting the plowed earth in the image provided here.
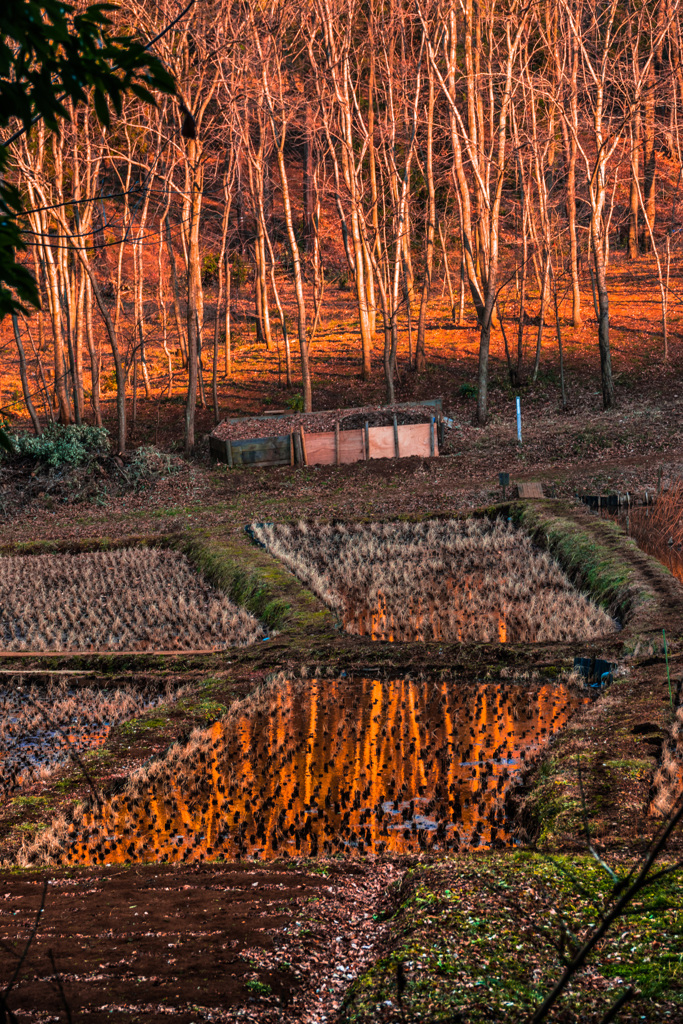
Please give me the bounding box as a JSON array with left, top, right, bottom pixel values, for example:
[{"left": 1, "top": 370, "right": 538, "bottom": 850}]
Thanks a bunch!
[{"left": 0, "top": 862, "right": 398, "bottom": 1024}]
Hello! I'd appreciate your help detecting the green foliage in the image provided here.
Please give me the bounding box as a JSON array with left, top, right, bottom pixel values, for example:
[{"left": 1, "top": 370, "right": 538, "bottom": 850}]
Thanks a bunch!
[
  {"left": 99, "top": 368, "right": 118, "bottom": 394},
  {"left": 11, "top": 795, "right": 48, "bottom": 811},
  {"left": 286, "top": 393, "right": 305, "bottom": 413},
  {"left": 341, "top": 855, "right": 683, "bottom": 1022},
  {"left": 0, "top": 426, "right": 17, "bottom": 455},
  {"left": 201, "top": 252, "right": 220, "bottom": 286},
  {"left": 0, "top": 0, "right": 176, "bottom": 318},
  {"left": 245, "top": 980, "right": 272, "bottom": 997},
  {"left": 121, "top": 716, "right": 168, "bottom": 735},
  {"left": 10, "top": 423, "right": 110, "bottom": 468},
  {"left": 127, "top": 445, "right": 174, "bottom": 486},
  {"left": 230, "top": 253, "right": 248, "bottom": 289},
  {"left": 459, "top": 382, "right": 478, "bottom": 398},
  {"left": 194, "top": 698, "right": 228, "bottom": 721}
]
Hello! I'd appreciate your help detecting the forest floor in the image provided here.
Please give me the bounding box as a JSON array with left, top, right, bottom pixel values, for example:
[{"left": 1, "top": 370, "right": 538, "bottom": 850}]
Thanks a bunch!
[{"left": 1, "top": 264, "right": 683, "bottom": 1022}]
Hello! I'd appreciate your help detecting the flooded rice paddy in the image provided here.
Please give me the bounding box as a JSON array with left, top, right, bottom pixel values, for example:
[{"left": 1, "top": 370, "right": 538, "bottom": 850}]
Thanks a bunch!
[
  {"left": 27, "top": 674, "right": 590, "bottom": 867},
  {"left": 0, "top": 678, "right": 179, "bottom": 800},
  {"left": 251, "top": 519, "right": 616, "bottom": 643},
  {"left": 345, "top": 581, "right": 512, "bottom": 642}
]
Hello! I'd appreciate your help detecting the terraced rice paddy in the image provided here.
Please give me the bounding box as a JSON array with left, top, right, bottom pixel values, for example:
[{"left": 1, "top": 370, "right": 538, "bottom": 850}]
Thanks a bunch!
[
  {"left": 0, "top": 547, "right": 264, "bottom": 651},
  {"left": 0, "top": 677, "right": 180, "bottom": 799},
  {"left": 19, "top": 673, "right": 590, "bottom": 867},
  {"left": 250, "top": 519, "right": 616, "bottom": 642}
]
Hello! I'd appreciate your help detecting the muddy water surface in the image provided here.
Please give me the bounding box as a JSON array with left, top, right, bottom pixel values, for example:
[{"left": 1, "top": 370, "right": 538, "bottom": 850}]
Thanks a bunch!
[
  {"left": 0, "top": 683, "right": 161, "bottom": 800},
  {"left": 632, "top": 526, "right": 683, "bottom": 584},
  {"left": 346, "top": 580, "right": 510, "bottom": 642},
  {"left": 61, "top": 676, "right": 589, "bottom": 867}
]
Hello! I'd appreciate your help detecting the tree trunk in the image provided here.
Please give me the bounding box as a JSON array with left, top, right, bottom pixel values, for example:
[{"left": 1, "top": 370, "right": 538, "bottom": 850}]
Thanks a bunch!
[
  {"left": 42, "top": 243, "right": 71, "bottom": 423},
  {"left": 476, "top": 306, "right": 493, "bottom": 426},
  {"left": 225, "top": 255, "right": 232, "bottom": 376},
  {"left": 628, "top": 110, "right": 641, "bottom": 260},
  {"left": 158, "top": 224, "right": 173, "bottom": 399},
  {"left": 185, "top": 138, "right": 201, "bottom": 456},
  {"left": 416, "top": 66, "right": 436, "bottom": 373},
  {"left": 273, "top": 133, "right": 312, "bottom": 411},
  {"left": 254, "top": 217, "right": 274, "bottom": 351},
  {"left": 593, "top": 226, "right": 615, "bottom": 409},
  {"left": 12, "top": 315, "right": 42, "bottom": 435},
  {"left": 642, "top": 64, "right": 656, "bottom": 249},
  {"left": 84, "top": 277, "right": 102, "bottom": 426},
  {"left": 74, "top": 268, "right": 86, "bottom": 423},
  {"left": 165, "top": 220, "right": 188, "bottom": 368},
  {"left": 69, "top": 242, "right": 126, "bottom": 451},
  {"left": 213, "top": 258, "right": 223, "bottom": 425},
  {"left": 303, "top": 99, "right": 315, "bottom": 249},
  {"left": 533, "top": 253, "right": 550, "bottom": 381}
]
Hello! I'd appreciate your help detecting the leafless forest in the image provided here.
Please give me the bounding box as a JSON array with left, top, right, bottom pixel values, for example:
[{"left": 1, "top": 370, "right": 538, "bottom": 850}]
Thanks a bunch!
[
  {"left": 5, "top": 0, "right": 683, "bottom": 452},
  {"left": 251, "top": 518, "right": 616, "bottom": 642},
  {"left": 0, "top": 547, "right": 264, "bottom": 650}
]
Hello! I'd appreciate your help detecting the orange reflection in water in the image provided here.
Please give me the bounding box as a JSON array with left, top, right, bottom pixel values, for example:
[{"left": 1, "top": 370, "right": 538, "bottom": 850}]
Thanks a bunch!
[
  {"left": 345, "top": 580, "right": 510, "bottom": 643},
  {"left": 62, "top": 677, "right": 588, "bottom": 867},
  {"left": 629, "top": 521, "right": 683, "bottom": 585}
]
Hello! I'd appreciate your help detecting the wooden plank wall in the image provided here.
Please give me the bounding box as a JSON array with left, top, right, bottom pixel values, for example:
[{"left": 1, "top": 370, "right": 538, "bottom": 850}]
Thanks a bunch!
[
  {"left": 304, "top": 422, "right": 438, "bottom": 466},
  {"left": 220, "top": 434, "right": 291, "bottom": 468},
  {"left": 305, "top": 429, "right": 365, "bottom": 466},
  {"left": 210, "top": 416, "right": 439, "bottom": 468}
]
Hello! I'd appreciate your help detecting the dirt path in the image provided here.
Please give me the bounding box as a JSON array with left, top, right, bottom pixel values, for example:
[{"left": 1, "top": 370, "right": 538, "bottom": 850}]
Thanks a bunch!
[{"left": 0, "top": 861, "right": 399, "bottom": 1023}]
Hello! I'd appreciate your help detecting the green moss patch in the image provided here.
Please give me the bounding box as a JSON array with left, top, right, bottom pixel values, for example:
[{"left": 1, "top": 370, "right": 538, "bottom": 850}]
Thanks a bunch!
[
  {"left": 181, "top": 534, "right": 291, "bottom": 631},
  {"left": 340, "top": 853, "right": 683, "bottom": 1023},
  {"left": 120, "top": 716, "right": 169, "bottom": 736},
  {"left": 512, "top": 502, "right": 646, "bottom": 621}
]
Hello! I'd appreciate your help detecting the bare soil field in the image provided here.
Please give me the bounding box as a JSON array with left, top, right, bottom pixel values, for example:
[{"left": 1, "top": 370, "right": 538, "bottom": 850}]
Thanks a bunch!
[{"left": 0, "top": 860, "right": 398, "bottom": 1024}]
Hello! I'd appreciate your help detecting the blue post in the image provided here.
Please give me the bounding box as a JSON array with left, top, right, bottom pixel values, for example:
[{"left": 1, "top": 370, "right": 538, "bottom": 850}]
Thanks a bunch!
[{"left": 516, "top": 396, "right": 522, "bottom": 443}]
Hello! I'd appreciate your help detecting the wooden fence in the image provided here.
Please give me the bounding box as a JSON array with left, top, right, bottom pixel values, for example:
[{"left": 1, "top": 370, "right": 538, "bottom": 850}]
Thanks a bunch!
[{"left": 209, "top": 401, "right": 443, "bottom": 469}]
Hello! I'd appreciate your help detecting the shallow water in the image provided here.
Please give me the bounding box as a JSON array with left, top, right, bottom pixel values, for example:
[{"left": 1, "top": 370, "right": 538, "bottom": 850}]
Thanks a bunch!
[
  {"left": 60, "top": 676, "right": 589, "bottom": 867},
  {"left": 345, "top": 582, "right": 509, "bottom": 642},
  {"left": 0, "top": 683, "right": 168, "bottom": 799},
  {"left": 631, "top": 525, "right": 683, "bottom": 584}
]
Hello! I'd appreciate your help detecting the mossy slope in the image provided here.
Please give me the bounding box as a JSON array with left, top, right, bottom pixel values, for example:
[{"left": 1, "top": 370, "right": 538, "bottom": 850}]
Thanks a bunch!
[{"left": 340, "top": 853, "right": 683, "bottom": 1023}]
